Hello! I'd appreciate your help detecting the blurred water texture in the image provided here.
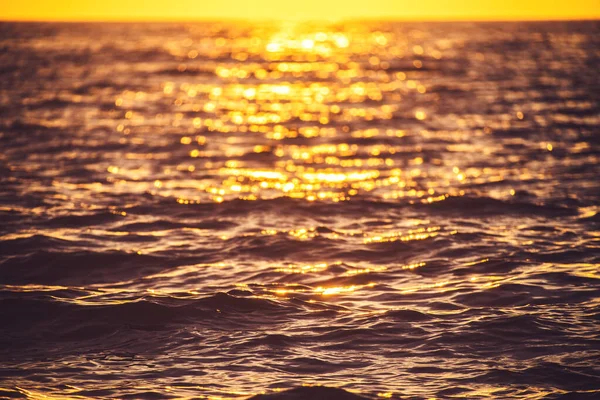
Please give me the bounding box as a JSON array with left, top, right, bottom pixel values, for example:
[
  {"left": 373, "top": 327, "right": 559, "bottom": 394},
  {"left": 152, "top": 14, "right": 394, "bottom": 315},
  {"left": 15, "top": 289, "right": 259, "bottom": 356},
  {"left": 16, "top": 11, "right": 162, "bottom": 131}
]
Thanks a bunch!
[{"left": 0, "top": 21, "right": 599, "bottom": 399}]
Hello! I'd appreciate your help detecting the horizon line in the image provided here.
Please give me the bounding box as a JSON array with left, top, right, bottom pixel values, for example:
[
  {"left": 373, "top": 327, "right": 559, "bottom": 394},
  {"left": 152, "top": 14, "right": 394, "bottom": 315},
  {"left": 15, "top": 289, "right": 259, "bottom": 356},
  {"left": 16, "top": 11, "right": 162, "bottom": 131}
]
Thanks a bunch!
[
  {"left": 0, "top": 16, "right": 600, "bottom": 24},
  {"left": 1, "top": 15, "right": 599, "bottom": 23}
]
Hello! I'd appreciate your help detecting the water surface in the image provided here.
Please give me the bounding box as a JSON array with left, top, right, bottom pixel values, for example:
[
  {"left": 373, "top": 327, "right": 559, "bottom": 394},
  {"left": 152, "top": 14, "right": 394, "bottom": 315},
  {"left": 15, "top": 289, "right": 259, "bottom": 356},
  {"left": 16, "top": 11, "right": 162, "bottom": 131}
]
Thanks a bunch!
[{"left": 0, "top": 21, "right": 599, "bottom": 399}]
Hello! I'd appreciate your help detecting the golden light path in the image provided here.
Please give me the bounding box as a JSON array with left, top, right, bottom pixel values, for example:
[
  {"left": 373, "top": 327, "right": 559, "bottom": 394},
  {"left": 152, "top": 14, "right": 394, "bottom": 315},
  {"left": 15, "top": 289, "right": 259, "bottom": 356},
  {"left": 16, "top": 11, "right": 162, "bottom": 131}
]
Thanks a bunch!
[{"left": 96, "top": 22, "right": 532, "bottom": 207}]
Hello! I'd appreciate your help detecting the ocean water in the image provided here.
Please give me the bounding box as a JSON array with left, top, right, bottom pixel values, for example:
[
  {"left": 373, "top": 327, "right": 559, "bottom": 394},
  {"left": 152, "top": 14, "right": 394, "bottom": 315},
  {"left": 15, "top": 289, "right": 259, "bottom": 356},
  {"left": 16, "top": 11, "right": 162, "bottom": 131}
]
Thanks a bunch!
[{"left": 0, "top": 20, "right": 599, "bottom": 399}]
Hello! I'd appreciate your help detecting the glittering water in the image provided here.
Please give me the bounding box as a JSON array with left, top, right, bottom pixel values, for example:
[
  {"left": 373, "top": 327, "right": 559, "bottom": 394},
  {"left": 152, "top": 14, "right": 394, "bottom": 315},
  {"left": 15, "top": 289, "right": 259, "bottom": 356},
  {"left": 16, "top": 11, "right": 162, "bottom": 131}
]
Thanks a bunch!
[{"left": 0, "top": 21, "right": 599, "bottom": 399}]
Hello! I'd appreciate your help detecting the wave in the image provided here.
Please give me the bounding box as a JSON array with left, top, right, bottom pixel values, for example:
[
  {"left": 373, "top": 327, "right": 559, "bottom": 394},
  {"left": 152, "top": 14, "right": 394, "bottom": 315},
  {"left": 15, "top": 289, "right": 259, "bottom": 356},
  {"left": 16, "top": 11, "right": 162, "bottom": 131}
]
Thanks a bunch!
[
  {"left": 0, "top": 248, "right": 188, "bottom": 285},
  {"left": 248, "top": 386, "right": 369, "bottom": 400}
]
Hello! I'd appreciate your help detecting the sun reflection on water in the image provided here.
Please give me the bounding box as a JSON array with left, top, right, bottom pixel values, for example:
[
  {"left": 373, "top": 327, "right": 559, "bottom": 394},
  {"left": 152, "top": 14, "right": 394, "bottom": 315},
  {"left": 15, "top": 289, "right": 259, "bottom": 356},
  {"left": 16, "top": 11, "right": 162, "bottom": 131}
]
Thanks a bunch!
[{"left": 99, "top": 21, "right": 493, "bottom": 207}]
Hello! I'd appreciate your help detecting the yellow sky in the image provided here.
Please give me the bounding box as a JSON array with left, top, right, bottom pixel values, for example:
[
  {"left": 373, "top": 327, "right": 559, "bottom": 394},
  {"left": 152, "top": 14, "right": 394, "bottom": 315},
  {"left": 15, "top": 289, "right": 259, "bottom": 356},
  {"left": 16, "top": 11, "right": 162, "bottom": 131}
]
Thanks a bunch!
[{"left": 1, "top": 0, "right": 599, "bottom": 21}]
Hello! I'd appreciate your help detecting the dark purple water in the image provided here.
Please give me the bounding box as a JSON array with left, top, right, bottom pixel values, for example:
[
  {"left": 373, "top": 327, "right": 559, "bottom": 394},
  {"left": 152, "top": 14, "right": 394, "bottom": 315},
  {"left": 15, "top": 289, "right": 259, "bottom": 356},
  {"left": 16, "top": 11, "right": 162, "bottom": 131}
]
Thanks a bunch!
[{"left": 0, "top": 21, "right": 599, "bottom": 399}]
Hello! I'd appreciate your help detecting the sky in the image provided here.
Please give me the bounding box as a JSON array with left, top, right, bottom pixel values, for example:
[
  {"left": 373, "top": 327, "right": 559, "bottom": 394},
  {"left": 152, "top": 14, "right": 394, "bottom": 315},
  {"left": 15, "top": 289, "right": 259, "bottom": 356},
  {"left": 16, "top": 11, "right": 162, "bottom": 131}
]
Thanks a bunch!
[{"left": 1, "top": 0, "right": 599, "bottom": 21}]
